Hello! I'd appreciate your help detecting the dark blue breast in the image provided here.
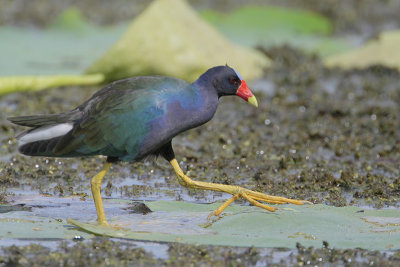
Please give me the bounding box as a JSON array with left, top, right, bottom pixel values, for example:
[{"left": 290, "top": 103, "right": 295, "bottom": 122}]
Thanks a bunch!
[{"left": 112, "top": 77, "right": 217, "bottom": 161}]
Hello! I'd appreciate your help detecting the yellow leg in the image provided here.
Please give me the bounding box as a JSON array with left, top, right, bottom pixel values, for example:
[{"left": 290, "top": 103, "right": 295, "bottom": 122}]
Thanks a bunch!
[
  {"left": 170, "top": 159, "right": 311, "bottom": 219},
  {"left": 90, "top": 162, "right": 112, "bottom": 226}
]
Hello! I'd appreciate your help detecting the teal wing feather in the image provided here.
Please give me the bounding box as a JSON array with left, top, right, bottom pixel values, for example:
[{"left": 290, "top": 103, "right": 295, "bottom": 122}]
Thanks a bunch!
[{"left": 53, "top": 77, "right": 187, "bottom": 160}]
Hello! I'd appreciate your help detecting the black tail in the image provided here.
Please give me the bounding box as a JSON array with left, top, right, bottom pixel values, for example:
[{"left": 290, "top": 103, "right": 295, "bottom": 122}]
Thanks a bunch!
[
  {"left": 8, "top": 113, "right": 72, "bottom": 127},
  {"left": 8, "top": 109, "right": 84, "bottom": 157},
  {"left": 18, "top": 136, "right": 62, "bottom": 157}
]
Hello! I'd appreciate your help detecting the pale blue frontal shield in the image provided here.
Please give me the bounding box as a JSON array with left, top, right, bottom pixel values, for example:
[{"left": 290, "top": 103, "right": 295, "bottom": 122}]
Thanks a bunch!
[{"left": 233, "top": 68, "right": 244, "bottom": 80}]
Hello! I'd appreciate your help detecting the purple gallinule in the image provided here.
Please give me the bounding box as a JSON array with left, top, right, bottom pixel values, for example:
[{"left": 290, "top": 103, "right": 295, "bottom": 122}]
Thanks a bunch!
[{"left": 9, "top": 66, "right": 309, "bottom": 226}]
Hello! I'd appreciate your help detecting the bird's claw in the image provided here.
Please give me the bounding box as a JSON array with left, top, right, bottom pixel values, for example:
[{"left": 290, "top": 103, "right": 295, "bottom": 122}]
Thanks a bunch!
[{"left": 208, "top": 186, "right": 311, "bottom": 220}]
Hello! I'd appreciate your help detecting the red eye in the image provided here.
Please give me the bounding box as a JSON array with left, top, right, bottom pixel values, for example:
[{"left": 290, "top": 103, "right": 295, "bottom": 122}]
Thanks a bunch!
[{"left": 230, "top": 77, "right": 238, "bottom": 84}]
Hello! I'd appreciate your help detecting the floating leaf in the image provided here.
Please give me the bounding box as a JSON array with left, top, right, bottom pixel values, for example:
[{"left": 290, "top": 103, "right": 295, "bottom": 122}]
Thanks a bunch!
[
  {"left": 0, "top": 213, "right": 92, "bottom": 240},
  {"left": 50, "top": 7, "right": 91, "bottom": 32},
  {"left": 0, "top": 25, "right": 126, "bottom": 76},
  {"left": 1, "top": 195, "right": 399, "bottom": 250},
  {"left": 68, "top": 201, "right": 400, "bottom": 250},
  {"left": 201, "top": 6, "right": 353, "bottom": 57},
  {"left": 0, "top": 23, "right": 124, "bottom": 95},
  {"left": 201, "top": 6, "right": 332, "bottom": 35},
  {"left": 325, "top": 30, "right": 400, "bottom": 69}
]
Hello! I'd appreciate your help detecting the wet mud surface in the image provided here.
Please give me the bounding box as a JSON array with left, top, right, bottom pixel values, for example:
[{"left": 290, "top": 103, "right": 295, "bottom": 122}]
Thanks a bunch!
[
  {"left": 1, "top": 238, "right": 400, "bottom": 267},
  {"left": 1, "top": 1, "right": 400, "bottom": 266}
]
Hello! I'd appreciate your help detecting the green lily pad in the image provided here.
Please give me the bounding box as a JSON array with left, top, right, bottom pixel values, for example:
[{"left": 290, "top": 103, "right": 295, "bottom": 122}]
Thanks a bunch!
[
  {"left": 201, "top": 6, "right": 332, "bottom": 35},
  {"left": 68, "top": 201, "right": 400, "bottom": 250},
  {"left": 0, "top": 12, "right": 123, "bottom": 95},
  {"left": 0, "top": 24, "right": 126, "bottom": 76},
  {"left": 201, "top": 6, "right": 353, "bottom": 57},
  {"left": 1, "top": 196, "right": 399, "bottom": 249},
  {"left": 0, "top": 213, "right": 92, "bottom": 240},
  {"left": 50, "top": 7, "right": 92, "bottom": 32}
]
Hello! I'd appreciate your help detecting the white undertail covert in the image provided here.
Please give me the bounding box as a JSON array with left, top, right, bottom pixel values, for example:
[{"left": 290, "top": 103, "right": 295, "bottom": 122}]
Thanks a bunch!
[{"left": 19, "top": 123, "right": 73, "bottom": 146}]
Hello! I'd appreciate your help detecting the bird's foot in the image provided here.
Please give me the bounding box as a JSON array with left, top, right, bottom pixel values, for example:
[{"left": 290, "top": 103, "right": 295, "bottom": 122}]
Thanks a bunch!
[
  {"left": 169, "top": 158, "right": 311, "bottom": 221},
  {"left": 67, "top": 218, "right": 124, "bottom": 234},
  {"left": 207, "top": 187, "right": 312, "bottom": 221},
  {"left": 97, "top": 219, "right": 110, "bottom": 227}
]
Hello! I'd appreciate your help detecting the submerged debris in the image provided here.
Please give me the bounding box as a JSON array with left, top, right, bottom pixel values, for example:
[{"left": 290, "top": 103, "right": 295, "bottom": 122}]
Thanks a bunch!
[{"left": 123, "top": 202, "right": 152, "bottom": 215}]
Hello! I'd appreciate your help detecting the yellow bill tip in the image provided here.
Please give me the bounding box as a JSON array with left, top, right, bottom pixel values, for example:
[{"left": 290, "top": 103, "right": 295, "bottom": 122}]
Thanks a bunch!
[{"left": 248, "top": 95, "right": 258, "bottom": 107}]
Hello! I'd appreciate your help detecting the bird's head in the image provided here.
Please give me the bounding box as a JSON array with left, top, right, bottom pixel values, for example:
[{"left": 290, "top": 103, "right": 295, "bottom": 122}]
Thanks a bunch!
[{"left": 200, "top": 65, "right": 258, "bottom": 107}]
